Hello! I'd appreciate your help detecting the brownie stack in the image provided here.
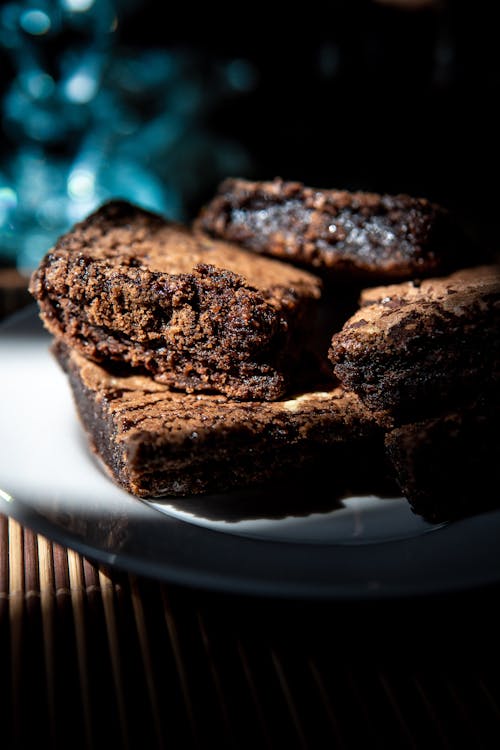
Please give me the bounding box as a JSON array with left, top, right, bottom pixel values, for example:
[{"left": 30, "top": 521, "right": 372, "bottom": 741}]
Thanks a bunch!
[
  {"left": 29, "top": 198, "right": 382, "bottom": 499},
  {"left": 30, "top": 179, "right": 500, "bottom": 520},
  {"left": 328, "top": 265, "right": 500, "bottom": 521}
]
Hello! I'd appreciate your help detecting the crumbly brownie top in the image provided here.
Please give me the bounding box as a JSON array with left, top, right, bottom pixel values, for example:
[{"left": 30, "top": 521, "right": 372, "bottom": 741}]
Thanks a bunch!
[
  {"left": 30, "top": 201, "right": 324, "bottom": 401},
  {"left": 195, "top": 177, "right": 466, "bottom": 279},
  {"left": 345, "top": 264, "right": 500, "bottom": 336},
  {"left": 51, "top": 199, "right": 320, "bottom": 297},
  {"left": 329, "top": 264, "right": 500, "bottom": 419},
  {"left": 55, "top": 341, "right": 382, "bottom": 496},
  {"left": 68, "top": 345, "right": 373, "bottom": 439}
]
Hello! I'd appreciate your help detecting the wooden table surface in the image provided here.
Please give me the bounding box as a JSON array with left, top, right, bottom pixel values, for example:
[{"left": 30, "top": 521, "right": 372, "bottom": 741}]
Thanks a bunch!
[{"left": 2, "top": 269, "right": 500, "bottom": 750}]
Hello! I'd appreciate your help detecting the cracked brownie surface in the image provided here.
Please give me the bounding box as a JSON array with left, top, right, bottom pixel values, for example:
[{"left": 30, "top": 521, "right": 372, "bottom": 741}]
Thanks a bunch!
[
  {"left": 195, "top": 177, "right": 467, "bottom": 280},
  {"left": 329, "top": 264, "right": 500, "bottom": 420},
  {"left": 54, "top": 342, "right": 381, "bottom": 497},
  {"left": 30, "top": 200, "right": 323, "bottom": 401}
]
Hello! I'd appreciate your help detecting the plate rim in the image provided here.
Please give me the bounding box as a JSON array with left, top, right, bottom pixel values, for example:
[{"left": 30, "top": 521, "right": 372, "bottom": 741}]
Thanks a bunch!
[{"left": 2, "top": 487, "right": 500, "bottom": 601}]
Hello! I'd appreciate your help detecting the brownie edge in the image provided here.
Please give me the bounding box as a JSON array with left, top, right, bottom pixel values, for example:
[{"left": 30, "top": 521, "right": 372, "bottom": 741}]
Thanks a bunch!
[
  {"left": 385, "top": 396, "right": 500, "bottom": 523},
  {"left": 329, "top": 265, "right": 500, "bottom": 420},
  {"left": 195, "top": 177, "right": 469, "bottom": 280},
  {"left": 53, "top": 341, "right": 382, "bottom": 498}
]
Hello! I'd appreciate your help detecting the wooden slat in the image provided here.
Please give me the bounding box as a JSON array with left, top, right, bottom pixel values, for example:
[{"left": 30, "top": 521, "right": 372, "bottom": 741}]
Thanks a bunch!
[
  {"left": 67, "top": 547, "right": 93, "bottom": 750},
  {"left": 307, "top": 656, "right": 346, "bottom": 749},
  {"left": 478, "top": 675, "right": 500, "bottom": 720},
  {"left": 129, "top": 574, "right": 165, "bottom": 750},
  {"left": 270, "top": 647, "right": 309, "bottom": 750},
  {"left": 23, "top": 527, "right": 39, "bottom": 601},
  {"left": 98, "top": 567, "right": 131, "bottom": 750},
  {"left": 196, "top": 607, "right": 234, "bottom": 745},
  {"left": 344, "top": 664, "right": 382, "bottom": 744},
  {"left": 378, "top": 669, "right": 419, "bottom": 750},
  {"left": 412, "top": 673, "right": 451, "bottom": 749},
  {"left": 236, "top": 637, "right": 274, "bottom": 749},
  {"left": 8, "top": 517, "right": 24, "bottom": 744},
  {"left": 0, "top": 513, "right": 9, "bottom": 620},
  {"left": 160, "top": 585, "right": 200, "bottom": 749},
  {"left": 37, "top": 534, "right": 57, "bottom": 747},
  {"left": 53, "top": 541, "right": 72, "bottom": 605},
  {"left": 442, "top": 672, "right": 483, "bottom": 746}
]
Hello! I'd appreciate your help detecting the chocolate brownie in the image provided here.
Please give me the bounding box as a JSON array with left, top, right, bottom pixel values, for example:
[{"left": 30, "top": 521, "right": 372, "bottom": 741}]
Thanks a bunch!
[
  {"left": 30, "top": 201, "right": 323, "bottom": 401},
  {"left": 195, "top": 177, "right": 467, "bottom": 280},
  {"left": 54, "top": 342, "right": 382, "bottom": 498},
  {"left": 329, "top": 265, "right": 500, "bottom": 421},
  {"left": 385, "top": 396, "right": 500, "bottom": 523}
]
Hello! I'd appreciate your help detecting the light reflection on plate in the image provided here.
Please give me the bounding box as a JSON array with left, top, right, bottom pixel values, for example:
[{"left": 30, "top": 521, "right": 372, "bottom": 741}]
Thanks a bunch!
[{"left": 149, "top": 493, "right": 444, "bottom": 545}]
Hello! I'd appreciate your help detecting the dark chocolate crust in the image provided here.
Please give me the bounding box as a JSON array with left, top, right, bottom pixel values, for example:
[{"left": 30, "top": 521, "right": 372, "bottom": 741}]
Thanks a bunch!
[
  {"left": 329, "top": 265, "right": 500, "bottom": 421},
  {"left": 385, "top": 396, "right": 500, "bottom": 523},
  {"left": 54, "top": 341, "right": 381, "bottom": 498},
  {"left": 195, "top": 177, "right": 467, "bottom": 280},
  {"left": 29, "top": 201, "right": 323, "bottom": 401}
]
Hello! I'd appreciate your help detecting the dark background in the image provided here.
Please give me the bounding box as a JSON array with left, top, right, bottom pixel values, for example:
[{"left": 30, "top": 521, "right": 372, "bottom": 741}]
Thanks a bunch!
[
  {"left": 1, "top": 0, "right": 498, "bottom": 261},
  {"left": 124, "top": 0, "right": 498, "bottom": 255}
]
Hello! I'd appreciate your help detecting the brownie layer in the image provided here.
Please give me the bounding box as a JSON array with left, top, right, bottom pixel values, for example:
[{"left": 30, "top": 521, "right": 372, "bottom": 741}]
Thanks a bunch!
[
  {"left": 195, "top": 177, "right": 467, "bottom": 280},
  {"left": 30, "top": 201, "right": 323, "bottom": 401},
  {"left": 385, "top": 396, "right": 500, "bottom": 523},
  {"left": 54, "top": 342, "right": 382, "bottom": 498},
  {"left": 329, "top": 265, "right": 500, "bottom": 421}
]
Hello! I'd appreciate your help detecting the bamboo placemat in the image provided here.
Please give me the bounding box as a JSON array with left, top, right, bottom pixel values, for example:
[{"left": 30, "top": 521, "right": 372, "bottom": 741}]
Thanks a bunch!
[{"left": 2, "top": 512, "right": 500, "bottom": 750}]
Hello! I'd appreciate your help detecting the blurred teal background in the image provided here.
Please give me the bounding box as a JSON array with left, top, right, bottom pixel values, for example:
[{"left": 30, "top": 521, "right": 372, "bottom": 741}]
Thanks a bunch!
[
  {"left": 0, "top": 0, "right": 253, "bottom": 269},
  {"left": 1, "top": 0, "right": 498, "bottom": 270}
]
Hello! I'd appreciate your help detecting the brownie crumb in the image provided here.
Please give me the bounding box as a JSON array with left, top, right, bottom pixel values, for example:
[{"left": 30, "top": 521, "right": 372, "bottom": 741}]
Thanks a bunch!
[{"left": 30, "top": 200, "right": 324, "bottom": 401}]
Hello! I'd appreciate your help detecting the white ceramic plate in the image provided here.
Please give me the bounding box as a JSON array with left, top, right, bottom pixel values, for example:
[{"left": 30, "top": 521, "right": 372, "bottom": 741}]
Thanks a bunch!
[{"left": 1, "top": 306, "right": 500, "bottom": 599}]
